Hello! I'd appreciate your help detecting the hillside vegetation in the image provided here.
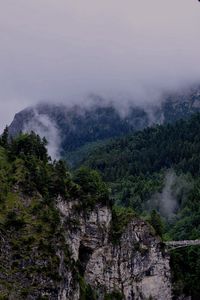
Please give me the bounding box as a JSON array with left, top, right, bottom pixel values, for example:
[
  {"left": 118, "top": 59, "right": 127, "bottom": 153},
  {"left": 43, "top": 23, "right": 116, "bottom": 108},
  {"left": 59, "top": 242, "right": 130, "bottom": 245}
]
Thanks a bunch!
[
  {"left": 2, "top": 111, "right": 200, "bottom": 298},
  {"left": 0, "top": 130, "right": 110, "bottom": 299},
  {"left": 78, "top": 113, "right": 200, "bottom": 298}
]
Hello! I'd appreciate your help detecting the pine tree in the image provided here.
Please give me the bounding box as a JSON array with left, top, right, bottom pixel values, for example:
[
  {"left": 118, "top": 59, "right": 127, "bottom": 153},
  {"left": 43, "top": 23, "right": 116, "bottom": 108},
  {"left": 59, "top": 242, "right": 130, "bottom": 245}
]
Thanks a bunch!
[{"left": 0, "top": 126, "right": 9, "bottom": 148}]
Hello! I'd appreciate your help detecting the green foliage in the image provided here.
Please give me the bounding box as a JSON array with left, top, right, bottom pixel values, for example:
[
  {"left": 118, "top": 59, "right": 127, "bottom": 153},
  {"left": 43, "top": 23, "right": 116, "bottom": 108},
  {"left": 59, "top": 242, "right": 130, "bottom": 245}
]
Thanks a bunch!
[
  {"left": 0, "top": 132, "right": 76, "bottom": 198},
  {"left": 149, "top": 210, "right": 164, "bottom": 238},
  {"left": 0, "top": 188, "right": 68, "bottom": 298},
  {"left": 77, "top": 113, "right": 200, "bottom": 298},
  {"left": 104, "top": 291, "right": 124, "bottom": 300},
  {"left": 57, "top": 105, "right": 147, "bottom": 153},
  {"left": 9, "top": 131, "right": 48, "bottom": 162},
  {"left": 171, "top": 247, "right": 200, "bottom": 299},
  {"left": 4, "top": 211, "right": 25, "bottom": 230},
  {"left": 73, "top": 167, "right": 110, "bottom": 209},
  {"left": 2, "top": 110, "right": 200, "bottom": 298},
  {"left": 79, "top": 113, "right": 200, "bottom": 209},
  {"left": 0, "top": 131, "right": 112, "bottom": 298},
  {"left": 0, "top": 126, "right": 9, "bottom": 148},
  {"left": 166, "top": 178, "right": 200, "bottom": 298},
  {"left": 111, "top": 206, "right": 136, "bottom": 244},
  {"left": 110, "top": 173, "right": 163, "bottom": 212},
  {"left": 48, "top": 160, "right": 70, "bottom": 197},
  {"left": 79, "top": 276, "right": 97, "bottom": 300}
]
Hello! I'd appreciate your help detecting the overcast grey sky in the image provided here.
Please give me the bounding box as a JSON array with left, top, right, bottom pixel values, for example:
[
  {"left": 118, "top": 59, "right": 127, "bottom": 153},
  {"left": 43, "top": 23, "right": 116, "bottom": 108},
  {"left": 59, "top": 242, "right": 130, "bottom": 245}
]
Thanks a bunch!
[{"left": 0, "top": 0, "right": 200, "bottom": 130}]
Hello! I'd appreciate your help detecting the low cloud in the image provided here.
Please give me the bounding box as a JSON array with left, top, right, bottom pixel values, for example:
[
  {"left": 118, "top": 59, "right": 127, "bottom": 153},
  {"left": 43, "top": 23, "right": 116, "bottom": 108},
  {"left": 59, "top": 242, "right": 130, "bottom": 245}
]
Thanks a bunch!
[
  {"left": 147, "top": 170, "right": 192, "bottom": 220},
  {"left": 23, "top": 110, "right": 61, "bottom": 160},
  {"left": 0, "top": 0, "right": 200, "bottom": 130}
]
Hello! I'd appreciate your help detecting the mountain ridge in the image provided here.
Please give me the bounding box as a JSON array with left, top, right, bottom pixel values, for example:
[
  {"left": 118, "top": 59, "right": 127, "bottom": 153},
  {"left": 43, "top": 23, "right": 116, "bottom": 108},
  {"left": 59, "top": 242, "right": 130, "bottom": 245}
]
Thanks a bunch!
[{"left": 8, "top": 86, "right": 200, "bottom": 161}]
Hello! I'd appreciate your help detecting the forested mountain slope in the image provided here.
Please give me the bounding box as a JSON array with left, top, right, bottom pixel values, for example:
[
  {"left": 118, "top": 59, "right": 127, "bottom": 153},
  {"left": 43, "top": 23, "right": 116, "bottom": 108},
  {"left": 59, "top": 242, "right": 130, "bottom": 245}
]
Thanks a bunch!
[
  {"left": 79, "top": 113, "right": 200, "bottom": 203},
  {"left": 78, "top": 113, "right": 200, "bottom": 299},
  {"left": 8, "top": 103, "right": 149, "bottom": 156},
  {"left": 0, "top": 131, "right": 171, "bottom": 299},
  {"left": 6, "top": 87, "right": 200, "bottom": 299},
  {"left": 8, "top": 86, "right": 200, "bottom": 162}
]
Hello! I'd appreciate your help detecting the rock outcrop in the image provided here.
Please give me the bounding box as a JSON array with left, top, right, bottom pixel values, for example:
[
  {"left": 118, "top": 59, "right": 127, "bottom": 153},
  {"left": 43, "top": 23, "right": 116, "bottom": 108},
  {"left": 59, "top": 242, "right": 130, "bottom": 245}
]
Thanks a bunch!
[{"left": 57, "top": 199, "right": 172, "bottom": 300}]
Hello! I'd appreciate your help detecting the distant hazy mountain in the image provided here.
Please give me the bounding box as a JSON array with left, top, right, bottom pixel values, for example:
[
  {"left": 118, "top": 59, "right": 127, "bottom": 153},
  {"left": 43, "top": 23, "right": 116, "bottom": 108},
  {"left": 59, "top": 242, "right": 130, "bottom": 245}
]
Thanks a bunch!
[{"left": 8, "top": 86, "right": 200, "bottom": 160}]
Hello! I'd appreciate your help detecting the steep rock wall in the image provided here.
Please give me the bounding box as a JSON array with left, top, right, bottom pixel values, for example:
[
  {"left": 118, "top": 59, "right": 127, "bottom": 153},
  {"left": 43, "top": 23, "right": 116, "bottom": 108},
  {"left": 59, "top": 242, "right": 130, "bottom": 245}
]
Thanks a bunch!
[{"left": 57, "top": 200, "right": 172, "bottom": 300}]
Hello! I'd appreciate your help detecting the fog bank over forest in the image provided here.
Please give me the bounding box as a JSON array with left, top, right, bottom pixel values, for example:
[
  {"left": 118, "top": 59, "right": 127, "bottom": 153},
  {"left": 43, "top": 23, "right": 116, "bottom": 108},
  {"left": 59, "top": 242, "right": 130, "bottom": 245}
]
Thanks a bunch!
[{"left": 0, "top": 0, "right": 200, "bottom": 130}]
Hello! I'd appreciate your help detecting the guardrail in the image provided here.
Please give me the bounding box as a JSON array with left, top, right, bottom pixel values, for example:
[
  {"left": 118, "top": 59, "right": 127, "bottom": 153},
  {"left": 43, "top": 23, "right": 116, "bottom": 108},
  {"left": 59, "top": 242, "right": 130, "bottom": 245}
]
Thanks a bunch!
[{"left": 165, "top": 239, "right": 200, "bottom": 250}]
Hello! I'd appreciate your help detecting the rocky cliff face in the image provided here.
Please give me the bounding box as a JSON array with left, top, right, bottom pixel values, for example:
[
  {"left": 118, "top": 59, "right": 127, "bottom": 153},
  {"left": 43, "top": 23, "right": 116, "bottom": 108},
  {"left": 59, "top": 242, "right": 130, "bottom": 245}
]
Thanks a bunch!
[
  {"left": 0, "top": 129, "right": 173, "bottom": 299},
  {"left": 57, "top": 199, "right": 172, "bottom": 300},
  {"left": 0, "top": 192, "right": 172, "bottom": 300}
]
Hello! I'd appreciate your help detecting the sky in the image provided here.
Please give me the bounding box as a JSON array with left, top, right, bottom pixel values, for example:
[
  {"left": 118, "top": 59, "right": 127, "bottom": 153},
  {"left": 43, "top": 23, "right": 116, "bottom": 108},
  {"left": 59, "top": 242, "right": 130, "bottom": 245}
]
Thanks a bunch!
[{"left": 0, "top": 0, "right": 200, "bottom": 130}]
